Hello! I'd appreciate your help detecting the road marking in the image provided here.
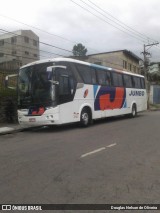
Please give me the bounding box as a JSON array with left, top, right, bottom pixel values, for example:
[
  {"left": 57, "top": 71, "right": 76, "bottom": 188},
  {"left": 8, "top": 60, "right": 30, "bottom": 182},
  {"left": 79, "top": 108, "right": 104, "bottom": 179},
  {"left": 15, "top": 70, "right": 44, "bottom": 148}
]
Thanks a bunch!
[
  {"left": 81, "top": 147, "right": 106, "bottom": 158},
  {"left": 106, "top": 143, "right": 117, "bottom": 148},
  {"left": 80, "top": 143, "right": 117, "bottom": 158}
]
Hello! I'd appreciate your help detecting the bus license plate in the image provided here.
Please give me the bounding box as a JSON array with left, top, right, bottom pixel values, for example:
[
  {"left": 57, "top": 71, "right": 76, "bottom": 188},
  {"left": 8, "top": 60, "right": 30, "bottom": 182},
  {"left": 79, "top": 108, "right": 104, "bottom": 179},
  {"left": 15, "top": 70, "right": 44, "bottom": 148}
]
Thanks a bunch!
[{"left": 29, "top": 118, "right": 36, "bottom": 122}]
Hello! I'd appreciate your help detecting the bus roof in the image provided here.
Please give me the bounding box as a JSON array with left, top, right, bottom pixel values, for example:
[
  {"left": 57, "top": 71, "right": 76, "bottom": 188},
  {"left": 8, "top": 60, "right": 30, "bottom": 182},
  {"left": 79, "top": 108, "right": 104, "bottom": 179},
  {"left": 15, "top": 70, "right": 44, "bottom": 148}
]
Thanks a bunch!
[{"left": 21, "top": 57, "right": 144, "bottom": 78}]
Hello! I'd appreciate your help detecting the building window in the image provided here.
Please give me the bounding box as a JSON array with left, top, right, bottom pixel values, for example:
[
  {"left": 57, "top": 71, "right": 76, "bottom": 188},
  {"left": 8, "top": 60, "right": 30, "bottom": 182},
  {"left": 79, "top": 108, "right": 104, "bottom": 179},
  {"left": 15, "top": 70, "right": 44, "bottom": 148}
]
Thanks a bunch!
[
  {"left": 33, "top": 39, "right": 38, "bottom": 46},
  {"left": 12, "top": 51, "right": 17, "bottom": 55},
  {"left": 128, "top": 63, "right": 132, "bottom": 71},
  {"left": 123, "top": 60, "right": 127, "bottom": 69},
  {"left": 133, "top": 65, "right": 136, "bottom": 73},
  {"left": 33, "top": 54, "right": 38, "bottom": 57},
  {"left": 24, "top": 36, "right": 29, "bottom": 43},
  {"left": 11, "top": 36, "right": 17, "bottom": 44},
  {"left": 0, "top": 53, "right": 4, "bottom": 57},
  {"left": 25, "top": 51, "right": 29, "bottom": 55},
  {"left": 0, "top": 40, "right": 4, "bottom": 46}
]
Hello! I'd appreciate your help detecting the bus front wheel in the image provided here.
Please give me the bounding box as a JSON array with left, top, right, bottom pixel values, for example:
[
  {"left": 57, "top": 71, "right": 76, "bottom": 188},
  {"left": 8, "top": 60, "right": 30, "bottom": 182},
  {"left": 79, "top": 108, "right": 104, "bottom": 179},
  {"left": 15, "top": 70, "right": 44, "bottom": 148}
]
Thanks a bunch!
[{"left": 80, "top": 108, "right": 92, "bottom": 127}]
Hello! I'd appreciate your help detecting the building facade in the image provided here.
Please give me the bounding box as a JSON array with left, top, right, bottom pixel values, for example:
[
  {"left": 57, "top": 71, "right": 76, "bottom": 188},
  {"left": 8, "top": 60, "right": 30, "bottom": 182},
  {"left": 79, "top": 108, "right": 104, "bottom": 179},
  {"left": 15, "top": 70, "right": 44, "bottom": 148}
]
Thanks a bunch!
[
  {"left": 0, "top": 30, "right": 39, "bottom": 70},
  {"left": 85, "top": 50, "right": 142, "bottom": 74}
]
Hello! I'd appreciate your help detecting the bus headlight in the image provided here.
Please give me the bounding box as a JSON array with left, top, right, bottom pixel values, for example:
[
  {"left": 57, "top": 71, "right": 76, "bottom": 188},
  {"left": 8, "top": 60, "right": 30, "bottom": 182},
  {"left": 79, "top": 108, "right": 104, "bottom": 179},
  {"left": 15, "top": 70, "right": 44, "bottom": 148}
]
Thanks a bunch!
[{"left": 46, "top": 115, "right": 54, "bottom": 120}]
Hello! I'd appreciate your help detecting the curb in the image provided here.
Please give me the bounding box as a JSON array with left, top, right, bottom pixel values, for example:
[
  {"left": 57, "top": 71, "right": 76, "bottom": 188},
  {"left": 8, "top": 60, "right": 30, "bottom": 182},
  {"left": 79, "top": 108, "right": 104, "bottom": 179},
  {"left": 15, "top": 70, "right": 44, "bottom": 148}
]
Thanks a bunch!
[
  {"left": 148, "top": 108, "right": 160, "bottom": 112},
  {"left": 0, "top": 126, "right": 43, "bottom": 135},
  {"left": 0, "top": 127, "right": 24, "bottom": 135}
]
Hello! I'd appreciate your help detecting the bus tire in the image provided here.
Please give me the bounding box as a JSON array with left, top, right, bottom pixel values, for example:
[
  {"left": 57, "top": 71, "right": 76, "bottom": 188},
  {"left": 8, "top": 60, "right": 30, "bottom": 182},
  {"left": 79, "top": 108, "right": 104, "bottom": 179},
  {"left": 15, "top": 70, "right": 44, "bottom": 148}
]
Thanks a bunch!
[
  {"left": 80, "top": 107, "right": 92, "bottom": 127},
  {"left": 130, "top": 104, "right": 137, "bottom": 118}
]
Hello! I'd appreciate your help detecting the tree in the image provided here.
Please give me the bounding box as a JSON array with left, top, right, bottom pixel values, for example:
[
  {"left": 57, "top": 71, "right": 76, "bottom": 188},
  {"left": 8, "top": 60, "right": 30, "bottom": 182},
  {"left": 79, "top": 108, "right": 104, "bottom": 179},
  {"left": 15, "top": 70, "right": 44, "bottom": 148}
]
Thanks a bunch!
[{"left": 72, "top": 43, "right": 87, "bottom": 56}]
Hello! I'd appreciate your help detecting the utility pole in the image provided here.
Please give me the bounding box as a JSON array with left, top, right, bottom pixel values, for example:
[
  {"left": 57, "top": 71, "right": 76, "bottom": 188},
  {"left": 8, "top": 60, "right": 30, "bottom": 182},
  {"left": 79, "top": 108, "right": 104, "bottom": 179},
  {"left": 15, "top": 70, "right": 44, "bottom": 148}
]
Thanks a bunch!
[
  {"left": 141, "top": 42, "right": 159, "bottom": 109},
  {"left": 142, "top": 42, "right": 159, "bottom": 79}
]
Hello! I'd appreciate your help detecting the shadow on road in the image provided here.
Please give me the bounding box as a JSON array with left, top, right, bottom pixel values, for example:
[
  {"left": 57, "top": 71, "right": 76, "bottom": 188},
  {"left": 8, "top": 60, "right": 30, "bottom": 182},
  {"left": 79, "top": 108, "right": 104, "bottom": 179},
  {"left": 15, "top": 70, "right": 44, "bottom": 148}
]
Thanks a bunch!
[{"left": 24, "top": 113, "right": 144, "bottom": 134}]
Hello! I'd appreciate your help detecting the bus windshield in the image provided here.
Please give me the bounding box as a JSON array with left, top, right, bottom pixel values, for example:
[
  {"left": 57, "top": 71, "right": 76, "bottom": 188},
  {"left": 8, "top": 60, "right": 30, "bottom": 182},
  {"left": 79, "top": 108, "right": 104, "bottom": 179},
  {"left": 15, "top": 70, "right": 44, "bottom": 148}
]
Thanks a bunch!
[{"left": 18, "top": 63, "right": 55, "bottom": 108}]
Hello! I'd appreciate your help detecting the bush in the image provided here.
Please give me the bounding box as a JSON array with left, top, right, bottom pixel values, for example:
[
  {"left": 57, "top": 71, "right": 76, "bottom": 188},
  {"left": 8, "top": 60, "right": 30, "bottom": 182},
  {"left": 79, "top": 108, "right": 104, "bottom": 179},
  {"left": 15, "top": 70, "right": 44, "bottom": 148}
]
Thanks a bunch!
[{"left": 0, "top": 70, "right": 18, "bottom": 123}]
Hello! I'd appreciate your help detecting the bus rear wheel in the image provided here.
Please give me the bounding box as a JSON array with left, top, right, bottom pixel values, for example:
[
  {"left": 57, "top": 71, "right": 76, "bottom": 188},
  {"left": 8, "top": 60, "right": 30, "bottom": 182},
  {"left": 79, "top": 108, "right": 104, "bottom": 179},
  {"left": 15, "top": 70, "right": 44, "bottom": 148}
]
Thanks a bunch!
[
  {"left": 130, "top": 104, "right": 137, "bottom": 118},
  {"left": 80, "top": 108, "right": 92, "bottom": 127}
]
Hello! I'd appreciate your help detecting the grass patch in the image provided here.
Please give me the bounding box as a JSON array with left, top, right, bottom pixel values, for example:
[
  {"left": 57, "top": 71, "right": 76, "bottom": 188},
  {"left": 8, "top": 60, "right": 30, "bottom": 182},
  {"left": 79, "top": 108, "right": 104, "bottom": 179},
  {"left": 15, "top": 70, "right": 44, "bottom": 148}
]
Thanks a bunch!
[{"left": 150, "top": 104, "right": 160, "bottom": 109}]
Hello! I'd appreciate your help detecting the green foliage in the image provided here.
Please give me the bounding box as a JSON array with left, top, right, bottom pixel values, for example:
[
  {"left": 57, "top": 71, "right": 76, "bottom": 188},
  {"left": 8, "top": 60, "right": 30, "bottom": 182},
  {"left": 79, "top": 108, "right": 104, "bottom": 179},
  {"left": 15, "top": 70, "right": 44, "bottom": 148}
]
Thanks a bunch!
[
  {"left": 0, "top": 86, "right": 17, "bottom": 98},
  {"left": 0, "top": 72, "right": 17, "bottom": 98},
  {"left": 72, "top": 43, "right": 88, "bottom": 56},
  {"left": 150, "top": 103, "right": 160, "bottom": 109},
  {"left": 148, "top": 72, "right": 160, "bottom": 84}
]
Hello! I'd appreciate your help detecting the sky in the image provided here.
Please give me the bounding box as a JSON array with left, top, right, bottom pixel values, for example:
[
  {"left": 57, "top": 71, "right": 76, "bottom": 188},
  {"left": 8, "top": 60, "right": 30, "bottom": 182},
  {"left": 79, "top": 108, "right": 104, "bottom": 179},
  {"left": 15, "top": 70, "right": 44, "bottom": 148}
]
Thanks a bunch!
[{"left": 0, "top": 0, "right": 160, "bottom": 61}]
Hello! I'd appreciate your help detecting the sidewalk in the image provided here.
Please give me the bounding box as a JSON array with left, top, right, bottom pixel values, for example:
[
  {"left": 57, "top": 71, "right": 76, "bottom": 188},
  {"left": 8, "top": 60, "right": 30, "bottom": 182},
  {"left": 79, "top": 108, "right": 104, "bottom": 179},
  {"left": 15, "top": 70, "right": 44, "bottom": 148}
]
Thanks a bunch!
[
  {"left": 149, "top": 104, "right": 160, "bottom": 111},
  {"left": 0, "top": 123, "right": 23, "bottom": 135}
]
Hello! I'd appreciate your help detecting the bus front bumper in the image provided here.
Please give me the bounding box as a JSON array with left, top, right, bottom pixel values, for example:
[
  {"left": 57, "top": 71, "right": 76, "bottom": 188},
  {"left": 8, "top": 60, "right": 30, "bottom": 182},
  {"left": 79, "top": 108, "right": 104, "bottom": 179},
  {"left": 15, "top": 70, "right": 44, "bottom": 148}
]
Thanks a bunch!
[{"left": 18, "top": 109, "right": 60, "bottom": 127}]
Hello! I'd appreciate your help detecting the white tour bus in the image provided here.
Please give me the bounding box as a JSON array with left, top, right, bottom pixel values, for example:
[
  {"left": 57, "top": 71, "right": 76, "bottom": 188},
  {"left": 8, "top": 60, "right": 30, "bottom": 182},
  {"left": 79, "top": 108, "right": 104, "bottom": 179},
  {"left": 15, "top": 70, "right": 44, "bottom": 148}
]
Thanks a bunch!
[{"left": 17, "top": 58, "right": 147, "bottom": 127}]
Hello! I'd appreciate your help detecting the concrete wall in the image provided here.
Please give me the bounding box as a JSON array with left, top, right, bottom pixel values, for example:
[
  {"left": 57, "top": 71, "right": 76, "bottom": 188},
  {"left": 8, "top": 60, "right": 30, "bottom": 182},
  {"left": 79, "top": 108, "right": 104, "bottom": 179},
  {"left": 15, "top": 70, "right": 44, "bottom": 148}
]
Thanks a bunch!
[{"left": 0, "top": 30, "right": 39, "bottom": 66}]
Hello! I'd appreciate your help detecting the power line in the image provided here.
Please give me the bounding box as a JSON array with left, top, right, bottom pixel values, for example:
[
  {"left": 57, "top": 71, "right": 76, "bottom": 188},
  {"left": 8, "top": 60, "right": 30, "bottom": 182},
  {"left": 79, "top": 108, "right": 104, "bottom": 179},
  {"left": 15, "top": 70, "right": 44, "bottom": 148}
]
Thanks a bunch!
[
  {"left": 1, "top": 38, "right": 123, "bottom": 67},
  {"left": 0, "top": 28, "right": 151, "bottom": 69},
  {"left": 0, "top": 29, "right": 67, "bottom": 58},
  {"left": 70, "top": 0, "right": 160, "bottom": 46},
  {"left": 70, "top": 0, "right": 145, "bottom": 44},
  {"left": 0, "top": 13, "right": 98, "bottom": 53},
  {"left": 0, "top": 28, "right": 72, "bottom": 54},
  {"left": 0, "top": 29, "right": 124, "bottom": 66},
  {"left": 0, "top": 14, "right": 76, "bottom": 44},
  {"left": 40, "top": 41, "right": 72, "bottom": 53},
  {"left": 71, "top": 0, "right": 160, "bottom": 65},
  {"left": 1, "top": 40, "right": 66, "bottom": 58},
  {"left": 0, "top": 48, "right": 42, "bottom": 60},
  {"left": 80, "top": 0, "right": 147, "bottom": 42},
  {"left": 0, "top": 51, "right": 46, "bottom": 61},
  {"left": 0, "top": 5, "right": 159, "bottom": 59},
  {"left": 87, "top": 0, "right": 157, "bottom": 44},
  {"left": 82, "top": 0, "right": 160, "bottom": 60},
  {"left": 0, "top": 30, "right": 67, "bottom": 59},
  {"left": 0, "top": 45, "right": 50, "bottom": 60}
]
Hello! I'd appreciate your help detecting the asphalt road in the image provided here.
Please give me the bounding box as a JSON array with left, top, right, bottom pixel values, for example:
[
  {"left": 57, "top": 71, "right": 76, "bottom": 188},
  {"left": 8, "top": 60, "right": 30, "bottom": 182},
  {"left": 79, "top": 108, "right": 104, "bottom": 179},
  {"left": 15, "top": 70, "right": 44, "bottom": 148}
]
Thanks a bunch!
[{"left": 0, "top": 111, "right": 160, "bottom": 212}]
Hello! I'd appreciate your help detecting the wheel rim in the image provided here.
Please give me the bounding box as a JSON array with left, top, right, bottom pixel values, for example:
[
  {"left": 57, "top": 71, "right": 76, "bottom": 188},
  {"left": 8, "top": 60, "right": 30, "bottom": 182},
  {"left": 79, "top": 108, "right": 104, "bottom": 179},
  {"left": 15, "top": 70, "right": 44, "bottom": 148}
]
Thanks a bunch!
[
  {"left": 132, "top": 106, "right": 136, "bottom": 116},
  {"left": 82, "top": 112, "right": 89, "bottom": 125}
]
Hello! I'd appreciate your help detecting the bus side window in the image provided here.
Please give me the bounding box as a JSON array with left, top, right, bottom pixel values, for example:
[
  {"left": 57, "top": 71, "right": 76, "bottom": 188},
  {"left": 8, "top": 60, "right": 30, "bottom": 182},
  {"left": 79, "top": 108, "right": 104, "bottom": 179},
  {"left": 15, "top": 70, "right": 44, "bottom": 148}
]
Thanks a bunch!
[
  {"left": 123, "top": 74, "right": 132, "bottom": 88},
  {"left": 59, "top": 75, "right": 70, "bottom": 95},
  {"left": 90, "top": 68, "right": 97, "bottom": 84},
  {"left": 140, "top": 78, "right": 145, "bottom": 89},
  {"left": 56, "top": 67, "right": 75, "bottom": 103},
  {"left": 112, "top": 72, "right": 124, "bottom": 87},
  {"left": 132, "top": 76, "right": 135, "bottom": 88},
  {"left": 106, "top": 71, "right": 111, "bottom": 86},
  {"left": 97, "top": 69, "right": 106, "bottom": 85},
  {"left": 133, "top": 76, "right": 141, "bottom": 88},
  {"left": 76, "top": 64, "right": 92, "bottom": 84},
  {"left": 69, "top": 76, "right": 76, "bottom": 94},
  {"left": 96, "top": 69, "right": 111, "bottom": 86}
]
